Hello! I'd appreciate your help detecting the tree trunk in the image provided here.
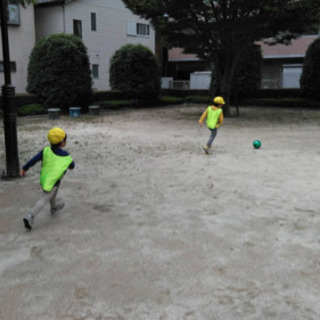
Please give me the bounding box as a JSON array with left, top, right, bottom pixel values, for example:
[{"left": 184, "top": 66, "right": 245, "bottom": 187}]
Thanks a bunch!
[{"left": 219, "top": 46, "right": 242, "bottom": 117}]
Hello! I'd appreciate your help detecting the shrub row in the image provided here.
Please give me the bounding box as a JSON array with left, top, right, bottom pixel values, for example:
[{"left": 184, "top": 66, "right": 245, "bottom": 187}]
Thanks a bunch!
[
  {"left": 242, "top": 98, "right": 320, "bottom": 108},
  {"left": 0, "top": 89, "right": 318, "bottom": 118},
  {"left": 0, "top": 93, "right": 38, "bottom": 111}
]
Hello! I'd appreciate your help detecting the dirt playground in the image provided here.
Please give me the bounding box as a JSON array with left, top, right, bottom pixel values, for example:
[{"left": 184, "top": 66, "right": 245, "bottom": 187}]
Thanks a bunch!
[{"left": 0, "top": 104, "right": 320, "bottom": 320}]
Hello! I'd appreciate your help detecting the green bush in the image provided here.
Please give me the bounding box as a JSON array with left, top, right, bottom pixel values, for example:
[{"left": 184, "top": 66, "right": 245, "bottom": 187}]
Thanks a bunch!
[
  {"left": 19, "top": 104, "right": 46, "bottom": 116},
  {"left": 27, "top": 33, "right": 92, "bottom": 109},
  {"left": 300, "top": 38, "right": 320, "bottom": 99},
  {"left": 109, "top": 44, "right": 161, "bottom": 100}
]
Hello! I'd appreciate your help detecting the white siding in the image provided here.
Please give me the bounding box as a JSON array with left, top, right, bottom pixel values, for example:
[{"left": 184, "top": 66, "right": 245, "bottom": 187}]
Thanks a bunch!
[
  {"left": 34, "top": 0, "right": 156, "bottom": 91},
  {"left": 35, "top": 6, "right": 65, "bottom": 39},
  {"left": 0, "top": 5, "right": 35, "bottom": 93}
]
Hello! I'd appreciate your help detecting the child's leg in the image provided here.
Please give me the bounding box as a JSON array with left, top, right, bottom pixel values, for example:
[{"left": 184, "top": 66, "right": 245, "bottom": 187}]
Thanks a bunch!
[
  {"left": 49, "top": 186, "right": 65, "bottom": 214},
  {"left": 31, "top": 188, "right": 57, "bottom": 218},
  {"left": 206, "top": 128, "right": 218, "bottom": 148},
  {"left": 23, "top": 187, "right": 62, "bottom": 229},
  {"left": 49, "top": 187, "right": 58, "bottom": 210}
]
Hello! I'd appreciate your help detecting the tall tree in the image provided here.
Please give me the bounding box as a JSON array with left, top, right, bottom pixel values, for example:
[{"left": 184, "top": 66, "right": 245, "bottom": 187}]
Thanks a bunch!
[{"left": 122, "top": 0, "right": 320, "bottom": 115}]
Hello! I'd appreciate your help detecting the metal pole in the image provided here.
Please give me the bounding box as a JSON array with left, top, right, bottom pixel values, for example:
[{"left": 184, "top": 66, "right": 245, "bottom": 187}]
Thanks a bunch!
[{"left": 1, "top": 0, "right": 20, "bottom": 180}]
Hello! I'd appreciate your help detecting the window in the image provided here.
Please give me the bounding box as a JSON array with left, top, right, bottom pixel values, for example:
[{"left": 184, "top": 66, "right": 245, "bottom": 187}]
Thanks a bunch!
[
  {"left": 73, "top": 20, "right": 82, "bottom": 38},
  {"left": 127, "top": 21, "right": 150, "bottom": 37},
  {"left": 92, "top": 65, "right": 99, "bottom": 79},
  {"left": 0, "top": 61, "right": 16, "bottom": 72},
  {"left": 91, "top": 12, "right": 97, "bottom": 31},
  {"left": 136, "top": 23, "right": 150, "bottom": 36},
  {"left": 8, "top": 2, "right": 20, "bottom": 25}
]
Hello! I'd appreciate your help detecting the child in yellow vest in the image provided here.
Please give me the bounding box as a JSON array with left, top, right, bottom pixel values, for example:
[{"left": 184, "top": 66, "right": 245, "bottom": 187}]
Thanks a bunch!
[
  {"left": 199, "top": 96, "right": 225, "bottom": 154},
  {"left": 21, "top": 127, "right": 75, "bottom": 230}
]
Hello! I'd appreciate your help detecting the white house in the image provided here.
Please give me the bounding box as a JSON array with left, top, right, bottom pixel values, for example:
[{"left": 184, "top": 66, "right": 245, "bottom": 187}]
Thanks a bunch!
[
  {"left": 0, "top": 2, "right": 36, "bottom": 93},
  {"left": 34, "top": 0, "right": 155, "bottom": 91}
]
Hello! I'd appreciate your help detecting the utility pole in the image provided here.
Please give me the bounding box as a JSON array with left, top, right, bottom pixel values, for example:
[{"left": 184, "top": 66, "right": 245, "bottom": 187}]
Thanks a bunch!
[{"left": 0, "top": 0, "right": 20, "bottom": 180}]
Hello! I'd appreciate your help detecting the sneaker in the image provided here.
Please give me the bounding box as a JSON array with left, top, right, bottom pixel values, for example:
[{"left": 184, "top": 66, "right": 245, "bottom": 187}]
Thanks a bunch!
[
  {"left": 23, "top": 213, "right": 34, "bottom": 230},
  {"left": 51, "top": 202, "right": 65, "bottom": 215},
  {"left": 203, "top": 145, "right": 209, "bottom": 155}
]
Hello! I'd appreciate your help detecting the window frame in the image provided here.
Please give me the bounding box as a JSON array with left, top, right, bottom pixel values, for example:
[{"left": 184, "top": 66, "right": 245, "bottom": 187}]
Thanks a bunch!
[
  {"left": 91, "top": 12, "right": 97, "bottom": 31},
  {"left": 0, "top": 61, "right": 17, "bottom": 72},
  {"left": 73, "top": 19, "right": 82, "bottom": 38},
  {"left": 7, "top": 2, "right": 20, "bottom": 25},
  {"left": 92, "top": 64, "right": 99, "bottom": 79},
  {"left": 136, "top": 23, "right": 150, "bottom": 36}
]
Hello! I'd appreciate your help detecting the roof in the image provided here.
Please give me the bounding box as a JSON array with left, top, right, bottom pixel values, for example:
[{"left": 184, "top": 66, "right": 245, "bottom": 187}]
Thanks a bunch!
[
  {"left": 258, "top": 35, "right": 318, "bottom": 59},
  {"left": 168, "top": 35, "right": 319, "bottom": 61},
  {"left": 168, "top": 48, "right": 201, "bottom": 62}
]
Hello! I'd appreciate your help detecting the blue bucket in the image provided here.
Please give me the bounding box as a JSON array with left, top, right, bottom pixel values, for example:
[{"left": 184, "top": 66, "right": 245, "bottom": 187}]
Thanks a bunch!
[{"left": 69, "top": 107, "right": 81, "bottom": 117}]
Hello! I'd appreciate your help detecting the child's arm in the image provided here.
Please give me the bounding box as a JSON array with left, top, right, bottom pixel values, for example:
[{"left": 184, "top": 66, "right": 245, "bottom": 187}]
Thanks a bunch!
[
  {"left": 68, "top": 161, "right": 75, "bottom": 170},
  {"left": 20, "top": 150, "right": 43, "bottom": 177},
  {"left": 215, "top": 112, "right": 224, "bottom": 128},
  {"left": 199, "top": 110, "right": 207, "bottom": 126}
]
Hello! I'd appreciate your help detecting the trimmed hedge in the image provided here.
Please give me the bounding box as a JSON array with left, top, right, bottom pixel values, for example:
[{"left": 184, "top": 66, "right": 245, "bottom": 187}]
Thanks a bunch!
[
  {"left": 0, "top": 88, "right": 318, "bottom": 117},
  {"left": 0, "top": 93, "right": 38, "bottom": 111},
  {"left": 245, "top": 88, "right": 301, "bottom": 99},
  {"left": 186, "top": 96, "right": 212, "bottom": 103},
  {"left": 161, "top": 89, "right": 209, "bottom": 97},
  {"left": 92, "top": 90, "right": 129, "bottom": 101},
  {"left": 18, "top": 103, "right": 46, "bottom": 116},
  {"left": 27, "top": 33, "right": 92, "bottom": 109},
  {"left": 99, "top": 100, "right": 137, "bottom": 108},
  {"left": 242, "top": 98, "right": 320, "bottom": 108},
  {"left": 110, "top": 44, "right": 161, "bottom": 99},
  {"left": 160, "top": 96, "right": 185, "bottom": 104}
]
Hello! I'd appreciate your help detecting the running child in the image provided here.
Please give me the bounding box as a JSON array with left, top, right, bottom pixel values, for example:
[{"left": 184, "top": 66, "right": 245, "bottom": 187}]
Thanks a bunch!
[
  {"left": 21, "top": 127, "right": 75, "bottom": 230},
  {"left": 199, "top": 96, "right": 225, "bottom": 154}
]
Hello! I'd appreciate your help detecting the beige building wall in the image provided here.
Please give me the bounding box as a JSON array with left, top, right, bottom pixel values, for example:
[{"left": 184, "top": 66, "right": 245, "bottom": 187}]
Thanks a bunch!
[
  {"left": 35, "top": 0, "right": 155, "bottom": 91},
  {"left": 0, "top": 4, "right": 35, "bottom": 93}
]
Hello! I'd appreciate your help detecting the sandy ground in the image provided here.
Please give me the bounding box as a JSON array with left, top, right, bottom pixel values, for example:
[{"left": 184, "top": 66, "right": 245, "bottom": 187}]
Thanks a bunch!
[{"left": 0, "top": 104, "right": 320, "bottom": 320}]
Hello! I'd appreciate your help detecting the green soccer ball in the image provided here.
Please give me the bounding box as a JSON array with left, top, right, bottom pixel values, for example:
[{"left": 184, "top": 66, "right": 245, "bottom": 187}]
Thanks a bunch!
[{"left": 253, "top": 140, "right": 261, "bottom": 149}]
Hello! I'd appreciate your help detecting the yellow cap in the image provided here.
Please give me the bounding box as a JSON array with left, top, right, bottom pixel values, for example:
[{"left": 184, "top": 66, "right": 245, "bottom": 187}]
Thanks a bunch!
[
  {"left": 47, "top": 127, "right": 66, "bottom": 145},
  {"left": 213, "top": 96, "right": 225, "bottom": 105}
]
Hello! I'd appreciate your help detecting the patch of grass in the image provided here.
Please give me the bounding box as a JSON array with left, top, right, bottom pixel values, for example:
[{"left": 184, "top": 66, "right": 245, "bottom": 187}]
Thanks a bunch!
[
  {"left": 19, "top": 104, "right": 46, "bottom": 116},
  {"left": 160, "top": 96, "right": 185, "bottom": 105},
  {"left": 186, "top": 96, "right": 212, "bottom": 103},
  {"left": 99, "top": 100, "right": 136, "bottom": 108},
  {"left": 243, "top": 98, "right": 320, "bottom": 108}
]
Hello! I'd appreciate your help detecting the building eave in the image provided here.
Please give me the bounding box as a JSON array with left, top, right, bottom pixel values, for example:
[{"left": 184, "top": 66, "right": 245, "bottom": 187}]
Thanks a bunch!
[
  {"left": 35, "top": 0, "right": 73, "bottom": 8},
  {"left": 263, "top": 54, "right": 305, "bottom": 59}
]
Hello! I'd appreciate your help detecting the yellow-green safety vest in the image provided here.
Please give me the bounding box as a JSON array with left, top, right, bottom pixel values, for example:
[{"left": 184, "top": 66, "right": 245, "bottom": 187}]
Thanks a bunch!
[
  {"left": 40, "top": 147, "right": 73, "bottom": 192},
  {"left": 206, "top": 106, "right": 222, "bottom": 129}
]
